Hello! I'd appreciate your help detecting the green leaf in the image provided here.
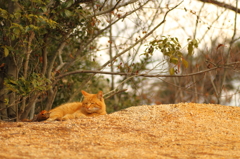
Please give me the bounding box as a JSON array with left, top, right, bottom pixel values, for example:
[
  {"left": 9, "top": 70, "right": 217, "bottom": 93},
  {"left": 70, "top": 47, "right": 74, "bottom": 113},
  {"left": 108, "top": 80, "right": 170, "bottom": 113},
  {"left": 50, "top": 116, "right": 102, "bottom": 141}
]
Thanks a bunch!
[
  {"left": 14, "top": 12, "right": 21, "bottom": 19},
  {"left": 193, "top": 40, "right": 199, "bottom": 48},
  {"left": 170, "top": 57, "right": 178, "bottom": 64},
  {"left": 4, "top": 98, "right": 9, "bottom": 105},
  {"left": 182, "top": 58, "right": 188, "bottom": 68},
  {"left": 0, "top": 8, "right": 8, "bottom": 19},
  {"left": 4, "top": 47, "right": 9, "bottom": 57},
  {"left": 65, "top": 1, "right": 73, "bottom": 8},
  {"left": 64, "top": 9, "right": 72, "bottom": 17},
  {"left": 187, "top": 39, "right": 199, "bottom": 55},
  {"left": 169, "top": 67, "right": 175, "bottom": 75},
  {"left": 12, "top": 28, "right": 21, "bottom": 36},
  {"left": 188, "top": 44, "right": 194, "bottom": 55},
  {"left": 41, "top": 6, "right": 47, "bottom": 13},
  {"left": 9, "top": 79, "right": 17, "bottom": 85}
]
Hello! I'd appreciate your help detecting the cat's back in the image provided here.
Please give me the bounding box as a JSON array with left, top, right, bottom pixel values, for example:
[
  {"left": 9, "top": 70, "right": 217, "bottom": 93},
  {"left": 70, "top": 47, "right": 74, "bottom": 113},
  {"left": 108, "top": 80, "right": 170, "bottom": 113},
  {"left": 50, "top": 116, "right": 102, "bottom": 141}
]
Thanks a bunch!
[{"left": 50, "top": 102, "right": 82, "bottom": 114}]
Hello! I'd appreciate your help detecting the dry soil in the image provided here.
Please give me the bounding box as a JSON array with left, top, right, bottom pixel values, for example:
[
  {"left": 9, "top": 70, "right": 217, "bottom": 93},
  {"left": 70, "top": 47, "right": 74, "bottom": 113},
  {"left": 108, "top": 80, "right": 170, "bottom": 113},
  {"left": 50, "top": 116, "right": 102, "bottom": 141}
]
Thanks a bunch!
[{"left": 0, "top": 103, "right": 240, "bottom": 159}]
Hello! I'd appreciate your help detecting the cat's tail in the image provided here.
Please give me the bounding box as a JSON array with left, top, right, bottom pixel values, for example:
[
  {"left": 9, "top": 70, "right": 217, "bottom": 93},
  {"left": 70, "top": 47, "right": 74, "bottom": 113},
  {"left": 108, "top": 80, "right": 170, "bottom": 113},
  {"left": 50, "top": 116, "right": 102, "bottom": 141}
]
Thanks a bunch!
[{"left": 21, "top": 110, "right": 50, "bottom": 122}]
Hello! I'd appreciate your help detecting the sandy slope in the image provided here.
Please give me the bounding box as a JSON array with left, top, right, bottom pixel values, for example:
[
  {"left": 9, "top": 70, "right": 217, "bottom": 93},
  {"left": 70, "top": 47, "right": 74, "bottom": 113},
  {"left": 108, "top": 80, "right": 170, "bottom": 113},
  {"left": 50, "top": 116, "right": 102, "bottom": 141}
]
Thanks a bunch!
[{"left": 0, "top": 103, "right": 240, "bottom": 159}]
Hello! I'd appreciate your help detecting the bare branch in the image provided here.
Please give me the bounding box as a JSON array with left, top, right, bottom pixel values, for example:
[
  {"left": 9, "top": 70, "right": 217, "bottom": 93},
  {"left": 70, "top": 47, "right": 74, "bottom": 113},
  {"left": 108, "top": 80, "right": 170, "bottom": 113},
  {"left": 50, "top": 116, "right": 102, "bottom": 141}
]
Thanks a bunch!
[
  {"left": 111, "top": 0, "right": 122, "bottom": 12},
  {"left": 193, "top": 2, "right": 205, "bottom": 39},
  {"left": 87, "top": 0, "right": 138, "bottom": 18},
  {"left": 55, "top": 61, "right": 240, "bottom": 80},
  {"left": 23, "top": 32, "right": 35, "bottom": 78},
  {"left": 104, "top": 74, "right": 138, "bottom": 97},
  {"left": 197, "top": 0, "right": 240, "bottom": 14},
  {"left": 42, "top": 34, "right": 48, "bottom": 75},
  {"left": 99, "top": 0, "right": 108, "bottom": 11},
  {"left": 55, "top": 47, "right": 66, "bottom": 73},
  {"left": 218, "top": 0, "right": 239, "bottom": 103},
  {"left": 47, "top": 35, "right": 69, "bottom": 79},
  {"left": 104, "top": 89, "right": 128, "bottom": 99}
]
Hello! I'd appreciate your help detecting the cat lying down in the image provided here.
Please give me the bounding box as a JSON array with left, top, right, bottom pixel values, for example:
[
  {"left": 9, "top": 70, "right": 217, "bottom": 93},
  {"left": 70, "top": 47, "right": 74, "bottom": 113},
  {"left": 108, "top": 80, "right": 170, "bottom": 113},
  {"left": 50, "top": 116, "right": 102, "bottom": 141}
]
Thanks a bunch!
[{"left": 29, "top": 90, "right": 107, "bottom": 122}]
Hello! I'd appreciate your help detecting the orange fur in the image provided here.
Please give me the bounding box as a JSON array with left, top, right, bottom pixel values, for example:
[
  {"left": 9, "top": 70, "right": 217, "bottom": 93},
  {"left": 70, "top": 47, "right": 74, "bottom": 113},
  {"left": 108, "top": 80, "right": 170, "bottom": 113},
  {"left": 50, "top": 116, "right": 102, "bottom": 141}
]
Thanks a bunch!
[{"left": 47, "top": 90, "right": 107, "bottom": 121}]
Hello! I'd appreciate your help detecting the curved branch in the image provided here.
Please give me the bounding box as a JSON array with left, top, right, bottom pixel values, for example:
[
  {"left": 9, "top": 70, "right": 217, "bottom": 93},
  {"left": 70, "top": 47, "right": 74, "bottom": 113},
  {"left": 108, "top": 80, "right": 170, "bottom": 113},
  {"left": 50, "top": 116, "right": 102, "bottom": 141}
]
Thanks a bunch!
[
  {"left": 47, "top": 36, "right": 68, "bottom": 78},
  {"left": 87, "top": 0, "right": 138, "bottom": 18},
  {"left": 55, "top": 62, "right": 240, "bottom": 80},
  {"left": 23, "top": 31, "right": 35, "bottom": 78},
  {"left": 197, "top": 0, "right": 240, "bottom": 14}
]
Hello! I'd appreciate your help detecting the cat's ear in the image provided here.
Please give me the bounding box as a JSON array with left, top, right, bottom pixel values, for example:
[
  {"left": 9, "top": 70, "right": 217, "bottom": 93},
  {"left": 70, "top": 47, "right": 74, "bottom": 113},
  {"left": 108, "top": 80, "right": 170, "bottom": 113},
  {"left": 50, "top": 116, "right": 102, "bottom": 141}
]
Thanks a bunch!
[
  {"left": 81, "top": 90, "right": 89, "bottom": 96},
  {"left": 97, "top": 91, "right": 103, "bottom": 100}
]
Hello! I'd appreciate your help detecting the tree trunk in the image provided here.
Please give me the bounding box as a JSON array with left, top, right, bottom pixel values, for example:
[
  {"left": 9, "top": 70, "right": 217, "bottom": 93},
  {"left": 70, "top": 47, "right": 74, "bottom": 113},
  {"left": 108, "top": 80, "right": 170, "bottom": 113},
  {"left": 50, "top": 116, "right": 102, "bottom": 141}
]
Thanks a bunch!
[
  {"left": 29, "top": 101, "right": 36, "bottom": 120},
  {"left": 45, "top": 87, "right": 58, "bottom": 111},
  {"left": 0, "top": 72, "right": 7, "bottom": 120},
  {"left": 20, "top": 94, "right": 39, "bottom": 120},
  {"left": 197, "top": 0, "right": 240, "bottom": 14},
  {"left": 5, "top": 55, "right": 18, "bottom": 121}
]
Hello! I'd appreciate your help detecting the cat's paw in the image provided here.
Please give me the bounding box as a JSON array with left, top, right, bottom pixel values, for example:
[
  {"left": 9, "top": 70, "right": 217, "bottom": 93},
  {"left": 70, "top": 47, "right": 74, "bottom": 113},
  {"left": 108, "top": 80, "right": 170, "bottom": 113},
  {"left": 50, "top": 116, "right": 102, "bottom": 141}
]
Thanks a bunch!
[
  {"left": 75, "top": 113, "right": 86, "bottom": 119},
  {"left": 45, "top": 117, "right": 58, "bottom": 122},
  {"left": 61, "top": 116, "right": 69, "bottom": 121}
]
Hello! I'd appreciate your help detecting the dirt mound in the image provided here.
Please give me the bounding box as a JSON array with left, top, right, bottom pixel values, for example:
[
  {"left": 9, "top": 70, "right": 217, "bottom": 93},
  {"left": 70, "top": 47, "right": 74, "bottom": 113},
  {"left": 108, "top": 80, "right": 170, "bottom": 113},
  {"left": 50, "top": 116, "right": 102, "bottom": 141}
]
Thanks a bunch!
[{"left": 0, "top": 103, "right": 240, "bottom": 159}]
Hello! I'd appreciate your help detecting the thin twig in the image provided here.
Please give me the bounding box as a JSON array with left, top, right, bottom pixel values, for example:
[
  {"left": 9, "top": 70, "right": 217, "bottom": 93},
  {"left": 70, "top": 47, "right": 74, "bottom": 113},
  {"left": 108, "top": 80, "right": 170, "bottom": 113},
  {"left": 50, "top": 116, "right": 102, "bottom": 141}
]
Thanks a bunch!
[
  {"left": 197, "top": 0, "right": 240, "bottom": 14},
  {"left": 55, "top": 61, "right": 240, "bottom": 80},
  {"left": 87, "top": 0, "right": 138, "bottom": 18},
  {"left": 219, "top": 0, "right": 238, "bottom": 104},
  {"left": 104, "top": 89, "right": 127, "bottom": 99},
  {"left": 104, "top": 74, "right": 138, "bottom": 97}
]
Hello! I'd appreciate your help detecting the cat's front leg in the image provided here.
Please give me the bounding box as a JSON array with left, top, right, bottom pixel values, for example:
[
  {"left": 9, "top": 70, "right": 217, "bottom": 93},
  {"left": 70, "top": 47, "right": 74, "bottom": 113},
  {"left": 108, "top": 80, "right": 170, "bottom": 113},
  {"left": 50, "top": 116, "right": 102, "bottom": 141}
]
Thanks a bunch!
[
  {"left": 61, "top": 114, "right": 75, "bottom": 121},
  {"left": 74, "top": 111, "right": 86, "bottom": 119},
  {"left": 45, "top": 116, "right": 59, "bottom": 121},
  {"left": 61, "top": 111, "right": 86, "bottom": 121}
]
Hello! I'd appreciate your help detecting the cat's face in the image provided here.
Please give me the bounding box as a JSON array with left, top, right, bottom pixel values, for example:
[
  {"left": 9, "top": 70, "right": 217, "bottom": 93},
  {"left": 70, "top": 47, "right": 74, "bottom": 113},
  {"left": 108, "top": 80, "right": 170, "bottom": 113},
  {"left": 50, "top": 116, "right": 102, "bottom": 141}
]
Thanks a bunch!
[
  {"left": 81, "top": 90, "right": 105, "bottom": 114},
  {"left": 82, "top": 101, "right": 101, "bottom": 113}
]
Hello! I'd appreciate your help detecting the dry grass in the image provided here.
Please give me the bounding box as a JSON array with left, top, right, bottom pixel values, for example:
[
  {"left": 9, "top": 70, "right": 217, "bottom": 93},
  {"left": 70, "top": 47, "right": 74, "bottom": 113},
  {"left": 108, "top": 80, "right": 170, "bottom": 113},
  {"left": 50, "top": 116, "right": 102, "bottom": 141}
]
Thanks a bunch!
[{"left": 1, "top": 103, "right": 240, "bottom": 159}]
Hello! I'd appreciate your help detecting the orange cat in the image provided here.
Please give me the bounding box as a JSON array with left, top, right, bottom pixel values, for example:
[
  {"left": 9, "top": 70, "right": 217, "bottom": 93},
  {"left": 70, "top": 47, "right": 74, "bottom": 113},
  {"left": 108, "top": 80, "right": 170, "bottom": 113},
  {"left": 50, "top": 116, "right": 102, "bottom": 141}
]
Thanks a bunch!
[{"left": 46, "top": 90, "right": 107, "bottom": 121}]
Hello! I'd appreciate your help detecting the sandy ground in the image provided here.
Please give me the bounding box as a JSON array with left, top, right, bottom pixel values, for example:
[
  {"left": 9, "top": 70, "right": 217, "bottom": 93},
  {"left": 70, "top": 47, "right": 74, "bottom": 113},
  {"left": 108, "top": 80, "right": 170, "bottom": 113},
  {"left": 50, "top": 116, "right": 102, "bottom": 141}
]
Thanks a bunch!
[{"left": 0, "top": 103, "right": 240, "bottom": 159}]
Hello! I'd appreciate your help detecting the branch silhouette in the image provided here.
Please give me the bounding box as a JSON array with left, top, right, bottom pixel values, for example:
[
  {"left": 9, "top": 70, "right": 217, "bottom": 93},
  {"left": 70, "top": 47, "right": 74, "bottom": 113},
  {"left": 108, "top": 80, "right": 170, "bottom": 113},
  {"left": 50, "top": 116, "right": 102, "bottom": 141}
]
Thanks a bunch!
[
  {"left": 198, "top": 0, "right": 240, "bottom": 14},
  {"left": 55, "top": 61, "right": 240, "bottom": 80}
]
